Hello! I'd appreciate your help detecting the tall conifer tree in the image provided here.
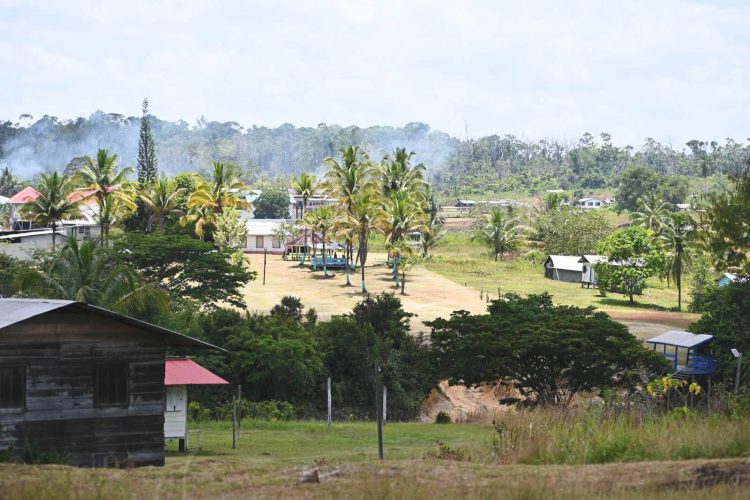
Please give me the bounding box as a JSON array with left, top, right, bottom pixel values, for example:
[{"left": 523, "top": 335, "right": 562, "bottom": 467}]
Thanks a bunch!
[{"left": 137, "top": 98, "right": 158, "bottom": 185}]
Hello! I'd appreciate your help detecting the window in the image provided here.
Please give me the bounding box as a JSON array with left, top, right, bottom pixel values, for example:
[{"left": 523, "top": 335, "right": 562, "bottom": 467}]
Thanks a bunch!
[
  {"left": 272, "top": 237, "right": 280, "bottom": 248},
  {"left": 0, "top": 366, "right": 25, "bottom": 409},
  {"left": 256, "top": 235, "right": 265, "bottom": 248},
  {"left": 94, "top": 364, "right": 129, "bottom": 407}
]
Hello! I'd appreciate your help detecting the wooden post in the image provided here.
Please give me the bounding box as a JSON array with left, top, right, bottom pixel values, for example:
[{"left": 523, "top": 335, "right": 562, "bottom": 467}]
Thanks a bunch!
[
  {"left": 735, "top": 353, "right": 743, "bottom": 395},
  {"left": 237, "top": 385, "right": 242, "bottom": 439},
  {"left": 327, "top": 377, "right": 332, "bottom": 427},
  {"left": 263, "top": 249, "right": 267, "bottom": 285},
  {"left": 232, "top": 392, "right": 237, "bottom": 449},
  {"left": 375, "top": 365, "right": 384, "bottom": 460},
  {"left": 382, "top": 385, "right": 387, "bottom": 425}
]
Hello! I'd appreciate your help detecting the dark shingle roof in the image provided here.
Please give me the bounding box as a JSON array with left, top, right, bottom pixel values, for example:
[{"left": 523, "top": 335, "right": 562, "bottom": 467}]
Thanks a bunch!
[{"left": 0, "top": 298, "right": 225, "bottom": 351}]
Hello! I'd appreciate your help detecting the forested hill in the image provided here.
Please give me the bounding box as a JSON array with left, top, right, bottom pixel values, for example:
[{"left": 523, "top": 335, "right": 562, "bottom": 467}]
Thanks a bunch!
[
  {"left": 0, "top": 113, "right": 457, "bottom": 180},
  {"left": 1, "top": 112, "right": 747, "bottom": 193}
]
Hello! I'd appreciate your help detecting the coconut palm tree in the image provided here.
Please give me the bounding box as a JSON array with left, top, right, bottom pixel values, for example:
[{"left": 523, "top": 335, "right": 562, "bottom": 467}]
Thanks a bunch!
[
  {"left": 185, "top": 161, "right": 246, "bottom": 239},
  {"left": 75, "top": 149, "right": 136, "bottom": 244},
  {"left": 379, "top": 147, "right": 426, "bottom": 197},
  {"left": 291, "top": 172, "right": 317, "bottom": 264},
  {"left": 632, "top": 192, "right": 672, "bottom": 232},
  {"left": 16, "top": 238, "right": 168, "bottom": 317},
  {"left": 22, "top": 172, "right": 80, "bottom": 248},
  {"left": 472, "top": 206, "right": 532, "bottom": 261},
  {"left": 419, "top": 187, "right": 445, "bottom": 258},
  {"left": 304, "top": 206, "right": 335, "bottom": 278},
  {"left": 347, "top": 190, "right": 381, "bottom": 294},
  {"left": 657, "top": 212, "right": 696, "bottom": 311},
  {"left": 379, "top": 190, "right": 426, "bottom": 281},
  {"left": 140, "top": 178, "right": 185, "bottom": 232},
  {"left": 388, "top": 239, "right": 416, "bottom": 293},
  {"left": 324, "top": 146, "right": 373, "bottom": 284}
]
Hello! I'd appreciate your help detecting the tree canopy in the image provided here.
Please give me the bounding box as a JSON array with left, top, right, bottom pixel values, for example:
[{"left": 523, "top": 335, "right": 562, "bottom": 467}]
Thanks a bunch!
[
  {"left": 428, "top": 293, "right": 667, "bottom": 406},
  {"left": 118, "top": 232, "right": 255, "bottom": 308}
]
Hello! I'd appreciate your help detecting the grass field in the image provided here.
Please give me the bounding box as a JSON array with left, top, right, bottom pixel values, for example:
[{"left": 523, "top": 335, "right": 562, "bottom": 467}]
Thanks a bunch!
[{"left": 4, "top": 419, "right": 750, "bottom": 499}]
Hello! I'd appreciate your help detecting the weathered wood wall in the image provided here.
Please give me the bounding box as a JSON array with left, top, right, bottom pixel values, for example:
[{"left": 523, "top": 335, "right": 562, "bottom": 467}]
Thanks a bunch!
[{"left": 0, "top": 308, "right": 167, "bottom": 467}]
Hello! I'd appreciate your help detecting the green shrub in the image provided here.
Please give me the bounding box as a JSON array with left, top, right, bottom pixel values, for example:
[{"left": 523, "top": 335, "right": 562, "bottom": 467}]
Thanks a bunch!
[{"left": 435, "top": 411, "right": 452, "bottom": 424}]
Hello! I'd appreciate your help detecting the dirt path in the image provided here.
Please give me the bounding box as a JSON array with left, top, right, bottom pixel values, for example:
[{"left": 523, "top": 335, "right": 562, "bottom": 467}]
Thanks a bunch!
[{"left": 242, "top": 253, "right": 486, "bottom": 330}]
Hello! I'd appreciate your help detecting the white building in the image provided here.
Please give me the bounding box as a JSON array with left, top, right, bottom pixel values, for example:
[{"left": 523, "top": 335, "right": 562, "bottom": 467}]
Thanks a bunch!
[
  {"left": 244, "top": 218, "right": 286, "bottom": 254},
  {"left": 578, "top": 198, "right": 603, "bottom": 209},
  {"left": 0, "top": 223, "right": 100, "bottom": 260}
]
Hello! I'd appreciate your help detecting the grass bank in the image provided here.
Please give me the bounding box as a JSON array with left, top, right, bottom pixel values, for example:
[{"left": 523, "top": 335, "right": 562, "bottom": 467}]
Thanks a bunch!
[{"left": 4, "top": 418, "right": 750, "bottom": 499}]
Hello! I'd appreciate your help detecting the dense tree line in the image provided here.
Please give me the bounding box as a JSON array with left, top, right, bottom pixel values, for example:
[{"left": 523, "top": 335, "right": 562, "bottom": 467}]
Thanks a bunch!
[
  {"left": 439, "top": 132, "right": 750, "bottom": 195},
  {"left": 2, "top": 113, "right": 748, "bottom": 195}
]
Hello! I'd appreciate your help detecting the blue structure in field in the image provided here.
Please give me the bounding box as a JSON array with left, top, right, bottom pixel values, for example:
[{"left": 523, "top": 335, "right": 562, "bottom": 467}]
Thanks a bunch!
[{"left": 646, "top": 331, "right": 718, "bottom": 376}]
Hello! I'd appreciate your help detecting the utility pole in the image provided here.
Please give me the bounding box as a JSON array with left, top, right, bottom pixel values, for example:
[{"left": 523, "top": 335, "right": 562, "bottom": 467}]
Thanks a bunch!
[
  {"left": 375, "top": 365, "right": 384, "bottom": 460},
  {"left": 733, "top": 349, "right": 743, "bottom": 395},
  {"left": 263, "top": 248, "right": 267, "bottom": 285}
]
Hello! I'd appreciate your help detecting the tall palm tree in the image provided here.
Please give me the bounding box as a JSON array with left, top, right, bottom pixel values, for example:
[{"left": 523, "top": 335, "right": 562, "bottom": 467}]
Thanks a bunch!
[
  {"left": 388, "top": 239, "right": 415, "bottom": 293},
  {"left": 379, "top": 147, "right": 426, "bottom": 197},
  {"left": 304, "top": 206, "right": 335, "bottom": 278},
  {"left": 185, "top": 161, "right": 246, "bottom": 239},
  {"left": 657, "top": 212, "right": 696, "bottom": 311},
  {"left": 75, "top": 149, "right": 136, "bottom": 244},
  {"left": 16, "top": 238, "right": 168, "bottom": 317},
  {"left": 324, "top": 146, "right": 373, "bottom": 284},
  {"left": 379, "top": 190, "right": 426, "bottom": 281},
  {"left": 420, "top": 187, "right": 445, "bottom": 258},
  {"left": 140, "top": 178, "right": 185, "bottom": 233},
  {"left": 22, "top": 172, "right": 80, "bottom": 248},
  {"left": 472, "top": 206, "right": 532, "bottom": 261},
  {"left": 632, "top": 192, "right": 672, "bottom": 232},
  {"left": 347, "top": 190, "right": 381, "bottom": 294},
  {"left": 291, "top": 172, "right": 317, "bottom": 263}
]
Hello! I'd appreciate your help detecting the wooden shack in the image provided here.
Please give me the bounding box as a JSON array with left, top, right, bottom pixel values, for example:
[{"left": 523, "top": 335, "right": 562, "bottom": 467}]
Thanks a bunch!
[
  {"left": 0, "top": 299, "right": 222, "bottom": 467},
  {"left": 543, "top": 255, "right": 583, "bottom": 283}
]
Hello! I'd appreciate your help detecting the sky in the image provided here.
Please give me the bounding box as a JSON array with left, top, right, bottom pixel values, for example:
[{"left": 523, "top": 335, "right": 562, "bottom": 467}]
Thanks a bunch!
[{"left": 0, "top": 0, "right": 748, "bottom": 147}]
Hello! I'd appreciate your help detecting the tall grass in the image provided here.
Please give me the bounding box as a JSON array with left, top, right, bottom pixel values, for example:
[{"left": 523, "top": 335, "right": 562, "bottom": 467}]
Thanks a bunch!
[{"left": 493, "top": 407, "right": 750, "bottom": 465}]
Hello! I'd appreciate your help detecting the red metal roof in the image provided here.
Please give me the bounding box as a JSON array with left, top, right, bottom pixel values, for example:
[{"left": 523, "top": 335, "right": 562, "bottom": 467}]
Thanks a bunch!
[
  {"left": 165, "top": 359, "right": 229, "bottom": 385},
  {"left": 7, "top": 186, "right": 41, "bottom": 204}
]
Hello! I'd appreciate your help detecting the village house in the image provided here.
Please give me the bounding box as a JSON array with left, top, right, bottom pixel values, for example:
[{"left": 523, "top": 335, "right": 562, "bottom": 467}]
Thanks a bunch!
[
  {"left": 243, "top": 218, "right": 285, "bottom": 254},
  {"left": 0, "top": 299, "right": 223, "bottom": 467},
  {"left": 577, "top": 197, "right": 603, "bottom": 209},
  {"left": 543, "top": 255, "right": 583, "bottom": 283}
]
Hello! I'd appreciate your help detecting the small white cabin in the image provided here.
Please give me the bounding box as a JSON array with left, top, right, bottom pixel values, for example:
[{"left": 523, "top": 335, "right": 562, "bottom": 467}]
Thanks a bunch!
[
  {"left": 164, "top": 358, "right": 228, "bottom": 450},
  {"left": 578, "top": 198, "right": 602, "bottom": 209},
  {"left": 244, "top": 218, "right": 286, "bottom": 254}
]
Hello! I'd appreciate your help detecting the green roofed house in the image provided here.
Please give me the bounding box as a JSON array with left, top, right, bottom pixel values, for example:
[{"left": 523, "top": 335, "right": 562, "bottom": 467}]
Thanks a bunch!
[{"left": 0, "top": 299, "right": 224, "bottom": 468}]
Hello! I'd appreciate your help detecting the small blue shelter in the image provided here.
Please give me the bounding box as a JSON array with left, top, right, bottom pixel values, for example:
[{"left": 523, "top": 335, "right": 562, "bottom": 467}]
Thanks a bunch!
[{"left": 646, "top": 331, "right": 718, "bottom": 376}]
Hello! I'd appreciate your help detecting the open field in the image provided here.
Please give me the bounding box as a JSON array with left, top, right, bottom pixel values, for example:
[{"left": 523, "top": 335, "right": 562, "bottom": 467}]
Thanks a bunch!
[
  {"left": 242, "top": 253, "right": 486, "bottom": 331},
  {"left": 3, "top": 420, "right": 750, "bottom": 499},
  {"left": 243, "top": 231, "right": 699, "bottom": 339}
]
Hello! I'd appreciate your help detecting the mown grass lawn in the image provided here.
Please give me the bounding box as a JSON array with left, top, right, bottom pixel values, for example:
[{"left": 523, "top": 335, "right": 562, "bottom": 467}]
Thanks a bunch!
[
  {"left": 164, "top": 420, "right": 494, "bottom": 466},
  {"left": 426, "top": 231, "right": 684, "bottom": 312}
]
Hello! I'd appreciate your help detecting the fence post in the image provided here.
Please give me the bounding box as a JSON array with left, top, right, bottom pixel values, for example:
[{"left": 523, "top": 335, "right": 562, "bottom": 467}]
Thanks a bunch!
[
  {"left": 382, "top": 385, "right": 387, "bottom": 425},
  {"left": 375, "top": 365, "right": 384, "bottom": 460},
  {"left": 327, "top": 377, "right": 332, "bottom": 427}
]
